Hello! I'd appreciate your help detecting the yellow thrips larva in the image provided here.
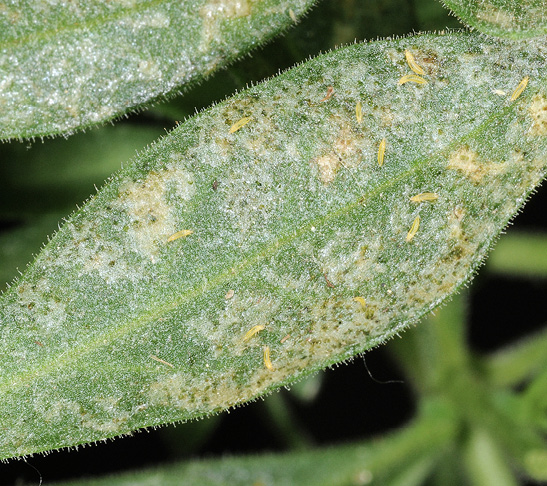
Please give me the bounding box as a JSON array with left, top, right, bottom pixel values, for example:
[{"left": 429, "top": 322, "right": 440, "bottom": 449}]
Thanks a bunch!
[
  {"left": 378, "top": 138, "right": 386, "bottom": 167},
  {"left": 510, "top": 76, "right": 529, "bottom": 101},
  {"left": 356, "top": 101, "right": 363, "bottom": 124},
  {"left": 263, "top": 345, "right": 274, "bottom": 371},
  {"left": 353, "top": 296, "right": 366, "bottom": 308},
  {"left": 151, "top": 355, "right": 174, "bottom": 367},
  {"left": 410, "top": 192, "right": 439, "bottom": 203},
  {"left": 398, "top": 74, "right": 428, "bottom": 85},
  {"left": 229, "top": 116, "right": 252, "bottom": 133},
  {"left": 280, "top": 334, "right": 291, "bottom": 344},
  {"left": 320, "top": 86, "right": 335, "bottom": 102},
  {"left": 406, "top": 216, "right": 420, "bottom": 242},
  {"left": 289, "top": 8, "right": 297, "bottom": 22},
  {"left": 243, "top": 324, "right": 265, "bottom": 341},
  {"left": 404, "top": 50, "right": 425, "bottom": 75},
  {"left": 167, "top": 229, "right": 193, "bottom": 242},
  {"left": 225, "top": 289, "right": 235, "bottom": 299}
]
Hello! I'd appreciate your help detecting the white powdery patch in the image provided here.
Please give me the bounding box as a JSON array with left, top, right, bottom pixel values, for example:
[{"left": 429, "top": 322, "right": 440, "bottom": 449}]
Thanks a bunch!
[
  {"left": 115, "top": 165, "right": 195, "bottom": 261},
  {"left": 199, "top": 0, "right": 253, "bottom": 50}
]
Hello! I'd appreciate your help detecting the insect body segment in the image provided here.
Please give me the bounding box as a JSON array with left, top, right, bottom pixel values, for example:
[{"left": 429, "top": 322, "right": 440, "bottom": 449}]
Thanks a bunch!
[
  {"left": 263, "top": 346, "right": 274, "bottom": 371},
  {"left": 356, "top": 101, "right": 363, "bottom": 124},
  {"left": 510, "top": 76, "right": 529, "bottom": 101},
  {"left": 406, "top": 216, "right": 420, "bottom": 242},
  {"left": 378, "top": 138, "right": 386, "bottom": 167},
  {"left": 353, "top": 296, "right": 366, "bottom": 308},
  {"left": 410, "top": 192, "right": 439, "bottom": 203},
  {"left": 404, "top": 50, "right": 425, "bottom": 75},
  {"left": 398, "top": 74, "right": 428, "bottom": 85},
  {"left": 289, "top": 8, "right": 297, "bottom": 22},
  {"left": 229, "top": 116, "right": 252, "bottom": 133},
  {"left": 243, "top": 324, "right": 265, "bottom": 342},
  {"left": 167, "top": 230, "right": 193, "bottom": 242}
]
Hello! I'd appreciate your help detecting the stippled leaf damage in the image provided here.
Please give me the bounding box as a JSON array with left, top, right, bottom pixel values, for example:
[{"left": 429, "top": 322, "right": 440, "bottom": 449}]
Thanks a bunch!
[{"left": 1, "top": 31, "right": 547, "bottom": 459}]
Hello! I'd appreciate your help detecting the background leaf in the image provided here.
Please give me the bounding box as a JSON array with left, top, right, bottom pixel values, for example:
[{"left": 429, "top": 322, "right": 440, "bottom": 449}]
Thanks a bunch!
[
  {"left": 439, "top": 0, "right": 547, "bottom": 39},
  {"left": 0, "top": 0, "right": 317, "bottom": 140},
  {"left": 485, "top": 231, "right": 547, "bottom": 277},
  {"left": 47, "top": 405, "right": 456, "bottom": 486},
  {"left": 2, "top": 31, "right": 547, "bottom": 461}
]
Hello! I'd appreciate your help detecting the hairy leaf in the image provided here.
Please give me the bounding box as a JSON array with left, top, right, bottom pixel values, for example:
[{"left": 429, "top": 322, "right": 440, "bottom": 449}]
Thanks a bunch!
[
  {"left": 0, "top": 0, "right": 316, "bottom": 140},
  {"left": 440, "top": 0, "right": 547, "bottom": 38},
  {"left": 0, "top": 124, "right": 164, "bottom": 290},
  {"left": 1, "top": 31, "right": 547, "bottom": 459}
]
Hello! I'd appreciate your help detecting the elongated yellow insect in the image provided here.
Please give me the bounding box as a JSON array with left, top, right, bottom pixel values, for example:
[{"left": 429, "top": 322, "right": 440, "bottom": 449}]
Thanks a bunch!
[
  {"left": 263, "top": 345, "right": 274, "bottom": 371},
  {"left": 353, "top": 296, "right": 366, "bottom": 308},
  {"left": 405, "top": 50, "right": 425, "bottom": 75},
  {"left": 229, "top": 116, "right": 252, "bottom": 133},
  {"left": 243, "top": 324, "right": 265, "bottom": 341},
  {"left": 378, "top": 138, "right": 386, "bottom": 167},
  {"left": 356, "top": 101, "right": 363, "bottom": 124},
  {"left": 410, "top": 192, "right": 439, "bottom": 203},
  {"left": 398, "top": 74, "right": 428, "bottom": 85},
  {"left": 406, "top": 216, "right": 420, "bottom": 242},
  {"left": 167, "top": 229, "right": 193, "bottom": 242},
  {"left": 289, "top": 8, "right": 297, "bottom": 22},
  {"left": 510, "top": 76, "right": 529, "bottom": 101}
]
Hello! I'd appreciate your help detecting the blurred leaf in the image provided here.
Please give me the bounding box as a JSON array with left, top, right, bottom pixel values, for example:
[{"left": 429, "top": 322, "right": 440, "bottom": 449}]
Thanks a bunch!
[
  {"left": 158, "top": 414, "right": 221, "bottom": 456},
  {"left": 486, "top": 231, "right": 547, "bottom": 278},
  {"left": 463, "top": 428, "right": 518, "bottom": 486},
  {"left": 259, "top": 392, "right": 313, "bottom": 449},
  {"left": 289, "top": 373, "right": 323, "bottom": 403},
  {"left": 440, "top": 0, "right": 547, "bottom": 38},
  {"left": 481, "top": 326, "right": 547, "bottom": 387},
  {"left": 2, "top": 32, "right": 547, "bottom": 459},
  {"left": 0, "top": 0, "right": 317, "bottom": 139},
  {"left": 388, "top": 294, "right": 469, "bottom": 394},
  {"left": 414, "top": 0, "right": 464, "bottom": 31},
  {"left": 0, "top": 124, "right": 164, "bottom": 218},
  {"left": 521, "top": 367, "right": 547, "bottom": 433},
  {"left": 49, "top": 407, "right": 456, "bottom": 486}
]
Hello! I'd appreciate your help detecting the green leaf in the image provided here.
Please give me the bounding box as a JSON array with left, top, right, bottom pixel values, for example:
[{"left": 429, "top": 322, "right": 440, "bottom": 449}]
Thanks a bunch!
[
  {"left": 48, "top": 405, "right": 456, "bottom": 485},
  {"left": 0, "top": 124, "right": 164, "bottom": 290},
  {"left": 463, "top": 428, "right": 519, "bottom": 486},
  {"left": 485, "top": 231, "right": 547, "bottom": 278},
  {"left": 439, "top": 0, "right": 547, "bottom": 39},
  {"left": 1, "top": 31, "right": 547, "bottom": 459},
  {"left": 0, "top": 0, "right": 317, "bottom": 140},
  {"left": 482, "top": 327, "right": 547, "bottom": 388}
]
